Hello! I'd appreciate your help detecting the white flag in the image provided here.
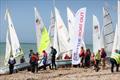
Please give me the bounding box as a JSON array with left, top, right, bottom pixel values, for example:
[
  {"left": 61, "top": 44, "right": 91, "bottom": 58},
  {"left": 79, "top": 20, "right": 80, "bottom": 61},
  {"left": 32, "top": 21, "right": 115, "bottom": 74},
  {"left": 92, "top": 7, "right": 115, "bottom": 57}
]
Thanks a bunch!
[{"left": 72, "top": 8, "right": 86, "bottom": 65}]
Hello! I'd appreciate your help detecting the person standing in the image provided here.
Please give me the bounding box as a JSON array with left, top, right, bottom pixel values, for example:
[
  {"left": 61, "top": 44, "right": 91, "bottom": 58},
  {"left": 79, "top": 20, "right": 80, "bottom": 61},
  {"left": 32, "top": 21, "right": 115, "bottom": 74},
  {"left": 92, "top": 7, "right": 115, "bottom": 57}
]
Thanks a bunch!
[
  {"left": 100, "top": 48, "right": 107, "bottom": 69},
  {"left": 8, "top": 55, "right": 16, "bottom": 74},
  {"left": 90, "top": 53, "right": 95, "bottom": 69},
  {"left": 35, "top": 52, "right": 39, "bottom": 72},
  {"left": 50, "top": 46, "right": 57, "bottom": 70},
  {"left": 80, "top": 46, "right": 85, "bottom": 67},
  {"left": 84, "top": 49, "right": 91, "bottom": 67},
  {"left": 42, "top": 50, "right": 47, "bottom": 70},
  {"left": 110, "top": 49, "right": 120, "bottom": 73},
  {"left": 30, "top": 53, "right": 37, "bottom": 73},
  {"left": 94, "top": 50, "right": 101, "bottom": 72}
]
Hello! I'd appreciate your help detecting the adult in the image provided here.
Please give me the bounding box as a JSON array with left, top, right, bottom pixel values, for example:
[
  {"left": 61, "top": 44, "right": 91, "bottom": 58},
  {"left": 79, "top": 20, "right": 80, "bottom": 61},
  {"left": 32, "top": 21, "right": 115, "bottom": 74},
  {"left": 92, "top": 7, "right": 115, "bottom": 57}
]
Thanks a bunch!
[
  {"left": 30, "top": 53, "right": 38, "bottom": 73},
  {"left": 50, "top": 46, "right": 57, "bottom": 70},
  {"left": 35, "top": 52, "right": 39, "bottom": 72},
  {"left": 110, "top": 49, "right": 120, "bottom": 73},
  {"left": 84, "top": 49, "right": 91, "bottom": 67},
  {"left": 100, "top": 48, "right": 107, "bottom": 69},
  {"left": 8, "top": 55, "right": 16, "bottom": 74},
  {"left": 42, "top": 50, "right": 47, "bottom": 70},
  {"left": 95, "top": 50, "right": 101, "bottom": 72},
  {"left": 80, "top": 46, "right": 85, "bottom": 67}
]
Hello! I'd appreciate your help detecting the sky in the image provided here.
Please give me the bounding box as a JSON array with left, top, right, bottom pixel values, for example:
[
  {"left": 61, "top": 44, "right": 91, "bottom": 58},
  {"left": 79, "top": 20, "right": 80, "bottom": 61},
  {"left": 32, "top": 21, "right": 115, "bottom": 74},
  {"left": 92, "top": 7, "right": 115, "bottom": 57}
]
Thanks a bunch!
[{"left": 0, "top": 0, "right": 117, "bottom": 44}]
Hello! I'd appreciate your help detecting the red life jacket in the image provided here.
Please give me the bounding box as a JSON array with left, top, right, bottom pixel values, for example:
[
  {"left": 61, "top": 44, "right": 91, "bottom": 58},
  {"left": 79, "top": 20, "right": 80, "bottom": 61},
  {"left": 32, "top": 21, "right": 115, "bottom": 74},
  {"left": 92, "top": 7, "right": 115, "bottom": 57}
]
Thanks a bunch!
[
  {"left": 31, "top": 55, "right": 37, "bottom": 62},
  {"left": 80, "top": 50, "right": 85, "bottom": 57}
]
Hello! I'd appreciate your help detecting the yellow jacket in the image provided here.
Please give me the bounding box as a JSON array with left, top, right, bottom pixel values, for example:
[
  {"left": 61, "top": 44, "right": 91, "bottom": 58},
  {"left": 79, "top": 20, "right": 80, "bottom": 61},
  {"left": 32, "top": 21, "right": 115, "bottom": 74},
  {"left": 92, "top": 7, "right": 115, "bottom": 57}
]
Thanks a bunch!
[
  {"left": 95, "top": 52, "right": 101, "bottom": 60},
  {"left": 111, "top": 52, "right": 120, "bottom": 64}
]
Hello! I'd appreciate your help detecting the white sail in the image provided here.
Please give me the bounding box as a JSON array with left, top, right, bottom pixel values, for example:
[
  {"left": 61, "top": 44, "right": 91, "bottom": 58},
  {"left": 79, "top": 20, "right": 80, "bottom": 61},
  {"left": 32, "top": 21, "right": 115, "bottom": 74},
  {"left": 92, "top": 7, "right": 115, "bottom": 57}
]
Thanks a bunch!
[
  {"left": 103, "top": 7, "right": 114, "bottom": 56},
  {"left": 5, "top": 9, "right": 23, "bottom": 58},
  {"left": 34, "top": 7, "right": 50, "bottom": 54},
  {"left": 34, "top": 7, "right": 43, "bottom": 53},
  {"left": 54, "top": 7, "right": 71, "bottom": 58},
  {"left": 4, "top": 9, "right": 23, "bottom": 65},
  {"left": 53, "top": 21, "right": 59, "bottom": 58},
  {"left": 100, "top": 26, "right": 105, "bottom": 49},
  {"left": 4, "top": 29, "right": 11, "bottom": 65},
  {"left": 72, "top": 8, "right": 86, "bottom": 65},
  {"left": 117, "top": 0, "right": 120, "bottom": 50},
  {"left": 48, "top": 11, "right": 55, "bottom": 46},
  {"left": 48, "top": 11, "right": 60, "bottom": 58},
  {"left": 67, "top": 7, "right": 75, "bottom": 50},
  {"left": 93, "top": 15, "right": 101, "bottom": 53},
  {"left": 112, "top": 24, "right": 118, "bottom": 52}
]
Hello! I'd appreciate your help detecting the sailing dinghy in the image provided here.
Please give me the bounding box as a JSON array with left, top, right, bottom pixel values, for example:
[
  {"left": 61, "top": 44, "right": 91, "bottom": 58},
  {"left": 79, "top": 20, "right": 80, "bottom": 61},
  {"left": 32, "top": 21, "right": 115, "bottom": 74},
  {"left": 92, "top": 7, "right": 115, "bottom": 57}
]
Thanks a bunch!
[{"left": 0, "top": 9, "right": 24, "bottom": 74}]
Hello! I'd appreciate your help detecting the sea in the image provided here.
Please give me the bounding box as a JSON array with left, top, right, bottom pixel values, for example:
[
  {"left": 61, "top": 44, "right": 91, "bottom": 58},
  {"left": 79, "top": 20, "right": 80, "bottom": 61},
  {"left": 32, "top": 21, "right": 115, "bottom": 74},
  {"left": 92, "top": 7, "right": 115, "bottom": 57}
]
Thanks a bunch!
[
  {"left": 0, "top": 42, "right": 92, "bottom": 67},
  {"left": 0, "top": 42, "right": 36, "bottom": 67}
]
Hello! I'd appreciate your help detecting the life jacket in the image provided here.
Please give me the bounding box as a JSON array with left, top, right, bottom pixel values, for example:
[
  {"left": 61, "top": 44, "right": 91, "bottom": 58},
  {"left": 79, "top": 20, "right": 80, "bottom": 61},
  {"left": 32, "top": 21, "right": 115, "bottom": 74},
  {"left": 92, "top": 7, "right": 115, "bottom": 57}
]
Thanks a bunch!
[
  {"left": 101, "top": 51, "right": 107, "bottom": 58},
  {"left": 31, "top": 54, "right": 37, "bottom": 63},
  {"left": 111, "top": 52, "right": 120, "bottom": 64},
  {"left": 80, "top": 50, "right": 84, "bottom": 57},
  {"left": 9, "top": 58, "right": 16, "bottom": 65},
  {"left": 43, "top": 52, "right": 47, "bottom": 59},
  {"left": 95, "top": 52, "right": 101, "bottom": 60}
]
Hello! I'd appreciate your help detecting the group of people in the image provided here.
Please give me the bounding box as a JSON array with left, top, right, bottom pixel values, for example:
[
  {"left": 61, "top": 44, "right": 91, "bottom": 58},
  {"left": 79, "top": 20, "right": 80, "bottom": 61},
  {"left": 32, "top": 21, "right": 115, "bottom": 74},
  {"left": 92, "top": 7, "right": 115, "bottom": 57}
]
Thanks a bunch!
[
  {"left": 79, "top": 47, "right": 107, "bottom": 72},
  {"left": 8, "top": 46, "right": 120, "bottom": 74},
  {"left": 8, "top": 46, "right": 57, "bottom": 74},
  {"left": 79, "top": 46, "right": 120, "bottom": 73},
  {"left": 28, "top": 46, "right": 57, "bottom": 73}
]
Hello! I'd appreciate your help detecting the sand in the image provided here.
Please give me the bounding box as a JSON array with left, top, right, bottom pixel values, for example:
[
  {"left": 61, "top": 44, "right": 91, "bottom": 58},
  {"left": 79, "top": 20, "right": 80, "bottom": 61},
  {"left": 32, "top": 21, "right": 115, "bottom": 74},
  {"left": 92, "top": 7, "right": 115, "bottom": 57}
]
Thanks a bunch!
[{"left": 0, "top": 65, "right": 120, "bottom": 80}]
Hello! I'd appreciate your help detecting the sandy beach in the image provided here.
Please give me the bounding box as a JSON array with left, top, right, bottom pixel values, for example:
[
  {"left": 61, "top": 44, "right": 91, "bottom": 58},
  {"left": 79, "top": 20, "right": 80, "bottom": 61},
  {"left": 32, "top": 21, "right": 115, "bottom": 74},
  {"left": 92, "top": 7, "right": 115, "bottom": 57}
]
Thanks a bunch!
[{"left": 0, "top": 65, "right": 120, "bottom": 80}]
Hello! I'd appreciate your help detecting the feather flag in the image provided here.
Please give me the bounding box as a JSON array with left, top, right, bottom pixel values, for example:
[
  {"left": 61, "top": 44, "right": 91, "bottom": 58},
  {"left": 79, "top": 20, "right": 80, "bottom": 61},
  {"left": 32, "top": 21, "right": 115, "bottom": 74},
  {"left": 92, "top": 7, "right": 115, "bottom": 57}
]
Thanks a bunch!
[{"left": 72, "top": 8, "right": 86, "bottom": 65}]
